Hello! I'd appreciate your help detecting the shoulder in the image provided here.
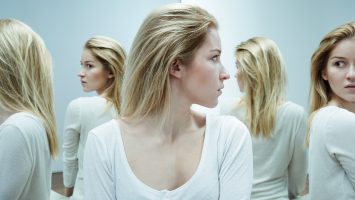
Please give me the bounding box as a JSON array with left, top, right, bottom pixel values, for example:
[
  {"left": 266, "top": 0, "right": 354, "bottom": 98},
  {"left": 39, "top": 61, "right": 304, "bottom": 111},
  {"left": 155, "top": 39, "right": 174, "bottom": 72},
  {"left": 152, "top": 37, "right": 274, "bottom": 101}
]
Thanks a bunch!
[
  {"left": 0, "top": 112, "right": 44, "bottom": 142},
  {"left": 68, "top": 96, "right": 106, "bottom": 108},
  {"left": 279, "top": 101, "right": 305, "bottom": 118},
  {"left": 322, "top": 106, "right": 355, "bottom": 130},
  {"left": 208, "top": 114, "right": 250, "bottom": 144},
  {"left": 88, "top": 119, "right": 120, "bottom": 144}
]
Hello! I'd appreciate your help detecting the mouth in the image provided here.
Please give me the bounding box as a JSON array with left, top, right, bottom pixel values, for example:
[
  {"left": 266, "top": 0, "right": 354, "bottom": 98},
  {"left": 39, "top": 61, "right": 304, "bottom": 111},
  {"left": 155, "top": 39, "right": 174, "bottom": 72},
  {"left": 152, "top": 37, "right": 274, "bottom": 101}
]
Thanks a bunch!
[{"left": 345, "top": 84, "right": 355, "bottom": 88}]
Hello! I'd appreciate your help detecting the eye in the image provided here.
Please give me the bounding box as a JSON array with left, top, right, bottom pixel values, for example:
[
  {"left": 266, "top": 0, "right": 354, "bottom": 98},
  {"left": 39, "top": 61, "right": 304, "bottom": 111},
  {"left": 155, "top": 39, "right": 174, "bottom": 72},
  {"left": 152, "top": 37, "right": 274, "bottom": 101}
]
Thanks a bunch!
[
  {"left": 211, "top": 55, "right": 220, "bottom": 62},
  {"left": 86, "top": 64, "right": 93, "bottom": 69},
  {"left": 333, "top": 60, "right": 345, "bottom": 68}
]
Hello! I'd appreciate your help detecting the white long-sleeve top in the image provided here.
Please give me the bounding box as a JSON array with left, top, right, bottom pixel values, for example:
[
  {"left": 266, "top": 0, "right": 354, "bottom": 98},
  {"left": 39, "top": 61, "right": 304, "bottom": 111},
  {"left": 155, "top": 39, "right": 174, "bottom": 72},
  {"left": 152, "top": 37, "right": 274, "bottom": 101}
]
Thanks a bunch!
[
  {"left": 221, "top": 100, "right": 308, "bottom": 200},
  {"left": 62, "top": 96, "right": 116, "bottom": 199},
  {"left": 0, "top": 112, "right": 51, "bottom": 200},
  {"left": 309, "top": 106, "right": 355, "bottom": 200},
  {"left": 84, "top": 114, "right": 253, "bottom": 200}
]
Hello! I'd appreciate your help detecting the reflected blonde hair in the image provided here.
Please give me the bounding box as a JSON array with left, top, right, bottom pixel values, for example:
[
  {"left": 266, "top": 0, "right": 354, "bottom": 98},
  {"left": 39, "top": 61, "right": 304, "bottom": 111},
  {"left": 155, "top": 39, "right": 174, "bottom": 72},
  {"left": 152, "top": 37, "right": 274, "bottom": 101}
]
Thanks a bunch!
[
  {"left": 84, "top": 36, "right": 126, "bottom": 113},
  {"left": 236, "top": 37, "right": 286, "bottom": 137},
  {"left": 0, "top": 19, "right": 58, "bottom": 157},
  {"left": 307, "top": 21, "right": 355, "bottom": 144},
  {"left": 120, "top": 3, "right": 217, "bottom": 121}
]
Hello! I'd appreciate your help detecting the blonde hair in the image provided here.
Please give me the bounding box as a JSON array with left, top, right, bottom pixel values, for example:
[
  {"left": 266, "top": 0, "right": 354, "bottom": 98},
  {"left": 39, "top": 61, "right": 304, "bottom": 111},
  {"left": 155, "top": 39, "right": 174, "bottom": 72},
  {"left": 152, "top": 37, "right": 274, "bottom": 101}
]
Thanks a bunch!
[
  {"left": 84, "top": 36, "right": 126, "bottom": 113},
  {"left": 120, "top": 3, "right": 217, "bottom": 121},
  {"left": 0, "top": 19, "right": 58, "bottom": 157},
  {"left": 236, "top": 37, "right": 286, "bottom": 137},
  {"left": 307, "top": 21, "right": 355, "bottom": 144}
]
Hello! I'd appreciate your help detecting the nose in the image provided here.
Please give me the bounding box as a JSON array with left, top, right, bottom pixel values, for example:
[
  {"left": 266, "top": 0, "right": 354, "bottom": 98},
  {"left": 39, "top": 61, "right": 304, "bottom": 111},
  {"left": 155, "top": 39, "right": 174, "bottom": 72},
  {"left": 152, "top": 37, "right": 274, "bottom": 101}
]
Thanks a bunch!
[
  {"left": 78, "top": 68, "right": 85, "bottom": 77},
  {"left": 220, "top": 69, "right": 230, "bottom": 80},
  {"left": 347, "top": 65, "right": 355, "bottom": 81}
]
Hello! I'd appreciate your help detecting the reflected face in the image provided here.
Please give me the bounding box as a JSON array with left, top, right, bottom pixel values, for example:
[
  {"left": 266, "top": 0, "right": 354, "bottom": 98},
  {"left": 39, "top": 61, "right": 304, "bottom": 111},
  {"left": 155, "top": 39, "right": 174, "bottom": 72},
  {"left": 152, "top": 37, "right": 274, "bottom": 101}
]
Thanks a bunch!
[
  {"left": 322, "top": 39, "right": 355, "bottom": 107},
  {"left": 79, "top": 49, "right": 111, "bottom": 94},
  {"left": 235, "top": 62, "right": 244, "bottom": 92},
  {"left": 180, "top": 28, "right": 230, "bottom": 108}
]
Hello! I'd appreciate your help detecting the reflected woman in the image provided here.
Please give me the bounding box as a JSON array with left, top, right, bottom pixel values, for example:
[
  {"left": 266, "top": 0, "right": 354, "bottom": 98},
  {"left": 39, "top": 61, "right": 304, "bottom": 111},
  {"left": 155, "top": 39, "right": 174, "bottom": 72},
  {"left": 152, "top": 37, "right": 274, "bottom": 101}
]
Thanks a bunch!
[
  {"left": 62, "top": 36, "right": 125, "bottom": 199},
  {"left": 221, "top": 37, "right": 308, "bottom": 199},
  {"left": 84, "top": 4, "right": 253, "bottom": 200},
  {"left": 0, "top": 19, "right": 58, "bottom": 200},
  {"left": 308, "top": 22, "right": 355, "bottom": 200}
]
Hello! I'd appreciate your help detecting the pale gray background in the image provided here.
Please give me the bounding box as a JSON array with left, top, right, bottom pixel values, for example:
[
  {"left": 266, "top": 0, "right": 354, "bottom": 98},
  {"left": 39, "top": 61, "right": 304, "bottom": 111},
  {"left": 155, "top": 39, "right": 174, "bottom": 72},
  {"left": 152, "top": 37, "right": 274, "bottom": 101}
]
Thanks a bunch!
[{"left": 1, "top": 0, "right": 354, "bottom": 172}]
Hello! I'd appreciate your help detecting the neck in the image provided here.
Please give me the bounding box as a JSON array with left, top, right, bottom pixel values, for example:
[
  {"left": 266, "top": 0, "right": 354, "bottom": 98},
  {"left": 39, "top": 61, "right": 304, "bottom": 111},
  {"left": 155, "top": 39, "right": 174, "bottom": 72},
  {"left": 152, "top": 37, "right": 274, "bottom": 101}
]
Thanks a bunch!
[{"left": 329, "top": 94, "right": 355, "bottom": 113}]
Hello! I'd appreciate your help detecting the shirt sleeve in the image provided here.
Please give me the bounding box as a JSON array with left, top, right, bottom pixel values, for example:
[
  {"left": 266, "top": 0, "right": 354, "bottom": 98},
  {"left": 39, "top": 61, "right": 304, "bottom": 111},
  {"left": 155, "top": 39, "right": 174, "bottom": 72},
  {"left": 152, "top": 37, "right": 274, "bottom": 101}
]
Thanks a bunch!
[
  {"left": 62, "top": 99, "right": 81, "bottom": 187},
  {"left": 288, "top": 111, "right": 308, "bottom": 198},
  {"left": 84, "top": 131, "right": 115, "bottom": 200},
  {"left": 0, "top": 125, "right": 32, "bottom": 200},
  {"left": 219, "top": 118, "right": 253, "bottom": 200},
  {"left": 326, "top": 111, "right": 355, "bottom": 189}
]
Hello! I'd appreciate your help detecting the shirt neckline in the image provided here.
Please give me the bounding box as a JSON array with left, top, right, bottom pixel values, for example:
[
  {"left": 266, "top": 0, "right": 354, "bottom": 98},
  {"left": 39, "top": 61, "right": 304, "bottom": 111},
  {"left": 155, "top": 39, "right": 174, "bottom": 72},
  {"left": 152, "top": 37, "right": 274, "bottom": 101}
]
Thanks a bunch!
[{"left": 113, "top": 114, "right": 210, "bottom": 195}]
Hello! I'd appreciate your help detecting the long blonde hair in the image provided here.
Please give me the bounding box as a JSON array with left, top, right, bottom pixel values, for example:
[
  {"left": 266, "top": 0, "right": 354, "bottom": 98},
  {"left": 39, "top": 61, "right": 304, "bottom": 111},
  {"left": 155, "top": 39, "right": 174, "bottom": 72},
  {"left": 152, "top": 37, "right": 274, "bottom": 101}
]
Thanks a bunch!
[
  {"left": 84, "top": 36, "right": 126, "bottom": 113},
  {"left": 307, "top": 21, "right": 355, "bottom": 144},
  {"left": 0, "top": 19, "right": 58, "bottom": 157},
  {"left": 236, "top": 37, "right": 286, "bottom": 137},
  {"left": 120, "top": 4, "right": 217, "bottom": 122}
]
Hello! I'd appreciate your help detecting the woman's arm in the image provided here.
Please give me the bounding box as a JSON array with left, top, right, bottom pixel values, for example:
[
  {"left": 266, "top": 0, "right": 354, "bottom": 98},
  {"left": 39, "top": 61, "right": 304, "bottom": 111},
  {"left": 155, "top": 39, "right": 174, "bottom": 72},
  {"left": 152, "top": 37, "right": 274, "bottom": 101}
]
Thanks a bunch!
[
  {"left": 0, "top": 125, "right": 32, "bottom": 200},
  {"left": 288, "top": 112, "right": 308, "bottom": 198},
  {"left": 62, "top": 99, "right": 81, "bottom": 196},
  {"left": 84, "top": 131, "right": 115, "bottom": 200},
  {"left": 219, "top": 119, "right": 253, "bottom": 200}
]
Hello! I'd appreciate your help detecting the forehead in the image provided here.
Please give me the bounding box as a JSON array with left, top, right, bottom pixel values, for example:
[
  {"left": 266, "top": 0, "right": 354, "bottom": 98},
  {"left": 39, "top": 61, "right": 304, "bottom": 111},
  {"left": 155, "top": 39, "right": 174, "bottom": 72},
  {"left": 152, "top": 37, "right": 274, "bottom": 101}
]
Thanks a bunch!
[
  {"left": 81, "top": 49, "right": 96, "bottom": 61},
  {"left": 198, "top": 28, "right": 221, "bottom": 50},
  {"left": 330, "top": 39, "right": 355, "bottom": 58}
]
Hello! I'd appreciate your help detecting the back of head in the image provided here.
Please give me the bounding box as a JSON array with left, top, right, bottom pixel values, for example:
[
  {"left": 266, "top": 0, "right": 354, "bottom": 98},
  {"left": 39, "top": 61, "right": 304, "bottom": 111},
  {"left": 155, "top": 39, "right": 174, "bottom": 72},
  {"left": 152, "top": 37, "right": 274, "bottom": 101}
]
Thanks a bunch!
[
  {"left": 236, "top": 37, "right": 286, "bottom": 137},
  {"left": 84, "top": 36, "right": 126, "bottom": 113},
  {"left": 0, "top": 19, "right": 58, "bottom": 157},
  {"left": 120, "top": 3, "right": 217, "bottom": 121},
  {"left": 310, "top": 21, "right": 355, "bottom": 113}
]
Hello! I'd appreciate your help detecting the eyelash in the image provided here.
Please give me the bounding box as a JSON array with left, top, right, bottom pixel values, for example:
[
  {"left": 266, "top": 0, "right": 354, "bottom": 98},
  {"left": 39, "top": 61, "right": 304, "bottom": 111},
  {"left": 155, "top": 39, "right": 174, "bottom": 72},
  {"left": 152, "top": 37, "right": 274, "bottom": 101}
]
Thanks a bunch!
[
  {"left": 212, "top": 55, "right": 220, "bottom": 61},
  {"left": 333, "top": 61, "right": 345, "bottom": 68}
]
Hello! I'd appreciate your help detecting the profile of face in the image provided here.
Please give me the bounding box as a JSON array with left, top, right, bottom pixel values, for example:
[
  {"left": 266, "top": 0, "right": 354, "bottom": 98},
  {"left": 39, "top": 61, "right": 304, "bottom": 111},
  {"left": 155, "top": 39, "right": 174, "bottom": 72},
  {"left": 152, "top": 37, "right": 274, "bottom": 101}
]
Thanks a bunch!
[
  {"left": 235, "top": 62, "right": 244, "bottom": 92},
  {"left": 322, "top": 39, "right": 355, "bottom": 105},
  {"left": 178, "top": 28, "right": 230, "bottom": 108},
  {"left": 79, "top": 48, "right": 112, "bottom": 94}
]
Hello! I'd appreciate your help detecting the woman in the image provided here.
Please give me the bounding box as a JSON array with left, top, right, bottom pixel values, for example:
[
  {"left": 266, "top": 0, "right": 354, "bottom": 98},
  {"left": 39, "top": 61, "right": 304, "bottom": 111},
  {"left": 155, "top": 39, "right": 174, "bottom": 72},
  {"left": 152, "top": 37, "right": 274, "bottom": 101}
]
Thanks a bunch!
[
  {"left": 308, "top": 22, "right": 355, "bottom": 200},
  {"left": 0, "top": 19, "right": 58, "bottom": 200},
  {"left": 84, "top": 3, "right": 253, "bottom": 200},
  {"left": 221, "top": 37, "right": 308, "bottom": 199},
  {"left": 62, "top": 36, "right": 125, "bottom": 199}
]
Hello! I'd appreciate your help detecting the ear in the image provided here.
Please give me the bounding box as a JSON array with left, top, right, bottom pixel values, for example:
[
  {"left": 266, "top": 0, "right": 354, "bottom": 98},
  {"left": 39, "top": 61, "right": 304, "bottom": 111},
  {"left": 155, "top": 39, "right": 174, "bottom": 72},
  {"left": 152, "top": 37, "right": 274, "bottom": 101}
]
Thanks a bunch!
[
  {"left": 170, "top": 59, "right": 183, "bottom": 78},
  {"left": 321, "top": 69, "right": 328, "bottom": 81}
]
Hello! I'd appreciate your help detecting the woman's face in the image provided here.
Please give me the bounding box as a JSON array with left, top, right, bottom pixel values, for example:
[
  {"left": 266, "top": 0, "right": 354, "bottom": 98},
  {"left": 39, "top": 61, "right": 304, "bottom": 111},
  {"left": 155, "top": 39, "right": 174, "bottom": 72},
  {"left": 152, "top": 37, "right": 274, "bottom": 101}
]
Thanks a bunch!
[
  {"left": 179, "top": 28, "right": 230, "bottom": 108},
  {"left": 322, "top": 39, "right": 355, "bottom": 109},
  {"left": 79, "top": 49, "right": 112, "bottom": 95}
]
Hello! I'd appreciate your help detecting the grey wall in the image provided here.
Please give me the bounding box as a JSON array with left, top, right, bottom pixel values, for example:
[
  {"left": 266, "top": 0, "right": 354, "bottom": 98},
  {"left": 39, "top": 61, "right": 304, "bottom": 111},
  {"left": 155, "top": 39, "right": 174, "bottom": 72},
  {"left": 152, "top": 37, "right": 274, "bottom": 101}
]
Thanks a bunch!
[
  {"left": 184, "top": 0, "right": 355, "bottom": 113},
  {"left": 0, "top": 0, "right": 178, "bottom": 172}
]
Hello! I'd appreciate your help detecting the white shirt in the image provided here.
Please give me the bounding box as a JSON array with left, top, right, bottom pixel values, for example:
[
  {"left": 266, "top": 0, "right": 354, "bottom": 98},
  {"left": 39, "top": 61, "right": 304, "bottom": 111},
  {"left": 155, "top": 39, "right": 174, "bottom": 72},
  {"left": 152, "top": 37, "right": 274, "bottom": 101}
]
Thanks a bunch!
[
  {"left": 0, "top": 112, "right": 51, "bottom": 200},
  {"left": 221, "top": 101, "right": 308, "bottom": 200},
  {"left": 309, "top": 106, "right": 355, "bottom": 200},
  {"left": 84, "top": 114, "right": 253, "bottom": 200},
  {"left": 62, "top": 96, "right": 116, "bottom": 199}
]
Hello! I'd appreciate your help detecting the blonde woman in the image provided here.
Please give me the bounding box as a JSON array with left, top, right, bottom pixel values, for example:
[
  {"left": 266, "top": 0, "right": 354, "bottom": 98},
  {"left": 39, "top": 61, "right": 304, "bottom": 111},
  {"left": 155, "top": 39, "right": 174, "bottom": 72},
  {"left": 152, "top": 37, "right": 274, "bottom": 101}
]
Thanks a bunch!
[
  {"left": 308, "top": 22, "right": 355, "bottom": 200},
  {"left": 221, "top": 37, "right": 308, "bottom": 199},
  {"left": 62, "top": 36, "right": 125, "bottom": 199},
  {"left": 0, "top": 19, "right": 58, "bottom": 200},
  {"left": 84, "top": 3, "right": 253, "bottom": 200}
]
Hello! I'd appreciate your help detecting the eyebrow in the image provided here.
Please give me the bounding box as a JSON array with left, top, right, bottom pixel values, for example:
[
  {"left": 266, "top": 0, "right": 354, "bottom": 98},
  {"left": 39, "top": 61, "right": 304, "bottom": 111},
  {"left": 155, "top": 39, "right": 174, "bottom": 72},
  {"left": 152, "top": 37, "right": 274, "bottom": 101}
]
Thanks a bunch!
[
  {"left": 210, "top": 49, "right": 221, "bottom": 54},
  {"left": 80, "top": 60, "right": 95, "bottom": 65},
  {"left": 329, "top": 56, "right": 347, "bottom": 60}
]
